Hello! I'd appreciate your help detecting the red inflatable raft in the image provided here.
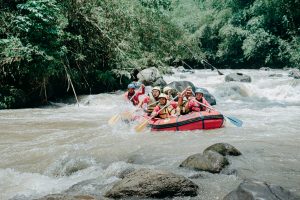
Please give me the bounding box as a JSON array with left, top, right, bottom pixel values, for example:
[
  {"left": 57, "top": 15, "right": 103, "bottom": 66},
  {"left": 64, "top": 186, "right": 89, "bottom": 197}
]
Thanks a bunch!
[{"left": 148, "top": 110, "right": 224, "bottom": 131}]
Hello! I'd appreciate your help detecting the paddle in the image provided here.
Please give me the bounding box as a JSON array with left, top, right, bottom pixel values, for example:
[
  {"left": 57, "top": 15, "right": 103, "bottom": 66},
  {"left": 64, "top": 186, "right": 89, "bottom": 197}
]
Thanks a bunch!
[
  {"left": 122, "top": 99, "right": 160, "bottom": 121},
  {"left": 193, "top": 99, "right": 243, "bottom": 127},
  {"left": 134, "top": 102, "right": 172, "bottom": 132},
  {"left": 135, "top": 89, "right": 187, "bottom": 132},
  {"left": 201, "top": 59, "right": 224, "bottom": 75},
  {"left": 108, "top": 86, "right": 142, "bottom": 125}
]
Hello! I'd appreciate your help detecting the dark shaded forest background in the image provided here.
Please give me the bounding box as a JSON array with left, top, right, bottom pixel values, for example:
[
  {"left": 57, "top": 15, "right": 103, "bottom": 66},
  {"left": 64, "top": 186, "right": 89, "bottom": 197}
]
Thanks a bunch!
[{"left": 0, "top": 0, "right": 299, "bottom": 108}]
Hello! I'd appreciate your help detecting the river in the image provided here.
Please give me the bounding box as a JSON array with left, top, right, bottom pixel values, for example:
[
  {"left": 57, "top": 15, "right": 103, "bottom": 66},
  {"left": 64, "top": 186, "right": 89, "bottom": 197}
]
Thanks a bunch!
[{"left": 0, "top": 69, "right": 299, "bottom": 199}]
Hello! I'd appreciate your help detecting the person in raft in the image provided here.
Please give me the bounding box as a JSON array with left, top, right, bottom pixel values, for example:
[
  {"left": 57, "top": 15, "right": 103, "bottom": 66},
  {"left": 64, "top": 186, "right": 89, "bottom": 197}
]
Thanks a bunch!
[
  {"left": 186, "top": 88, "right": 211, "bottom": 112},
  {"left": 124, "top": 83, "right": 145, "bottom": 106},
  {"left": 151, "top": 93, "right": 181, "bottom": 119},
  {"left": 138, "top": 86, "right": 161, "bottom": 115},
  {"left": 177, "top": 86, "right": 193, "bottom": 115},
  {"left": 163, "top": 86, "right": 174, "bottom": 100}
]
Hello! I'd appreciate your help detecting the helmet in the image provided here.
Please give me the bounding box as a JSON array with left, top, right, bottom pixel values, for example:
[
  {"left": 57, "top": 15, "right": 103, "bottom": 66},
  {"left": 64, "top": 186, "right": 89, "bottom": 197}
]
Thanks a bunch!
[
  {"left": 163, "top": 86, "right": 172, "bottom": 93},
  {"left": 134, "top": 82, "right": 141, "bottom": 88},
  {"left": 186, "top": 88, "right": 193, "bottom": 94},
  {"left": 195, "top": 88, "right": 204, "bottom": 94},
  {"left": 128, "top": 83, "right": 135, "bottom": 89},
  {"left": 186, "top": 87, "right": 192, "bottom": 92},
  {"left": 158, "top": 93, "right": 168, "bottom": 99},
  {"left": 152, "top": 86, "right": 161, "bottom": 92}
]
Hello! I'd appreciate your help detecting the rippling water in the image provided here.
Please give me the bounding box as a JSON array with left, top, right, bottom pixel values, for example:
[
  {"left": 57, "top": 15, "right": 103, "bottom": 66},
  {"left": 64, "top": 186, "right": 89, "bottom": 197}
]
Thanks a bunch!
[{"left": 0, "top": 69, "right": 299, "bottom": 199}]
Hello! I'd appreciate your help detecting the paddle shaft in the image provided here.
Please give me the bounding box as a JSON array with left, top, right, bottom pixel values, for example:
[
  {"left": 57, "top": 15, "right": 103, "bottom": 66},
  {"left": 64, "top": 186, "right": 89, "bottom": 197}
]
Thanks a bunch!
[
  {"left": 192, "top": 98, "right": 214, "bottom": 111},
  {"left": 147, "top": 100, "right": 159, "bottom": 106},
  {"left": 151, "top": 89, "right": 188, "bottom": 118},
  {"left": 135, "top": 88, "right": 189, "bottom": 132},
  {"left": 148, "top": 99, "right": 175, "bottom": 121},
  {"left": 129, "top": 87, "right": 140, "bottom": 101},
  {"left": 109, "top": 86, "right": 142, "bottom": 124},
  {"left": 193, "top": 98, "right": 243, "bottom": 127}
]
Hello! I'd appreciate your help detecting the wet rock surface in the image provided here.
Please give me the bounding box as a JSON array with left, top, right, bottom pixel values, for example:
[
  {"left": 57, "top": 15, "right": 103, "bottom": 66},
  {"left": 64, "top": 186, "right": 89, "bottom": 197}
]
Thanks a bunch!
[
  {"left": 105, "top": 168, "right": 199, "bottom": 198},
  {"left": 180, "top": 151, "right": 229, "bottom": 173},
  {"left": 165, "top": 81, "right": 216, "bottom": 105},
  {"left": 137, "top": 67, "right": 166, "bottom": 86},
  {"left": 203, "top": 143, "right": 242, "bottom": 156},
  {"left": 225, "top": 73, "right": 252, "bottom": 82},
  {"left": 166, "top": 80, "right": 196, "bottom": 92},
  {"left": 223, "top": 179, "right": 300, "bottom": 200}
]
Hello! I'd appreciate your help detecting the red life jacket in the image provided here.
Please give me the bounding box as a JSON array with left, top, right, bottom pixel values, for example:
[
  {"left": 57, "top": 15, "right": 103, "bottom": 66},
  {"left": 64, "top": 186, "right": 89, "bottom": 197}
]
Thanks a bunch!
[
  {"left": 127, "top": 91, "right": 138, "bottom": 105},
  {"left": 190, "top": 98, "right": 206, "bottom": 112}
]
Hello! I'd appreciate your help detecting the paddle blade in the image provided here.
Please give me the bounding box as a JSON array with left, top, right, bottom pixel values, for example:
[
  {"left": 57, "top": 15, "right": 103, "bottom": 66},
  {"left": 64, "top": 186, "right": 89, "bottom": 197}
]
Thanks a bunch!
[
  {"left": 134, "top": 120, "right": 149, "bottom": 132},
  {"left": 225, "top": 116, "right": 243, "bottom": 127},
  {"left": 108, "top": 114, "right": 121, "bottom": 125},
  {"left": 121, "top": 111, "right": 134, "bottom": 121}
]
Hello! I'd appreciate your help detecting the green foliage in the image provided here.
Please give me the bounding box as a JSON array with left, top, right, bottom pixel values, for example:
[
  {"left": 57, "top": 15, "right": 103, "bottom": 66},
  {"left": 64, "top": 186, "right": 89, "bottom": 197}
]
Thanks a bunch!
[
  {"left": 217, "top": 25, "right": 248, "bottom": 65},
  {"left": 283, "top": 36, "right": 300, "bottom": 68},
  {"left": 0, "top": 0, "right": 299, "bottom": 108},
  {"left": 1, "top": 0, "right": 67, "bottom": 83},
  {"left": 242, "top": 29, "right": 283, "bottom": 66},
  {"left": 139, "top": 0, "right": 172, "bottom": 13},
  {"left": 173, "top": 0, "right": 300, "bottom": 68},
  {"left": 0, "top": 85, "right": 26, "bottom": 109}
]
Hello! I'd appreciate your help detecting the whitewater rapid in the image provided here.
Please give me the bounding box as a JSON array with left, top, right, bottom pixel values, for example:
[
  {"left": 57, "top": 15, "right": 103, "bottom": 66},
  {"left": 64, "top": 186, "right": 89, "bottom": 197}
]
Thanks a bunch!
[{"left": 0, "top": 69, "right": 299, "bottom": 199}]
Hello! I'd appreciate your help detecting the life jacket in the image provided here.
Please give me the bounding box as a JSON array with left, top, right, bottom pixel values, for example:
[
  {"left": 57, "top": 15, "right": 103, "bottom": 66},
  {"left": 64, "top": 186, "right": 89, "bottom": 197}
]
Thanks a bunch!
[
  {"left": 127, "top": 91, "right": 137, "bottom": 105},
  {"left": 192, "top": 98, "right": 206, "bottom": 111},
  {"left": 146, "top": 93, "right": 159, "bottom": 114},
  {"left": 179, "top": 97, "right": 189, "bottom": 114},
  {"left": 157, "top": 102, "right": 175, "bottom": 119}
]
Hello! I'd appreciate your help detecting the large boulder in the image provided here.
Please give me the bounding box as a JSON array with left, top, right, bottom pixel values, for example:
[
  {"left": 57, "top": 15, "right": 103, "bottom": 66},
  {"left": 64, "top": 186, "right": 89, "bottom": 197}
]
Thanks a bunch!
[
  {"left": 225, "top": 73, "right": 251, "bottom": 83},
  {"left": 165, "top": 81, "right": 216, "bottom": 105},
  {"left": 153, "top": 77, "right": 167, "bottom": 87},
  {"left": 105, "top": 168, "right": 198, "bottom": 198},
  {"left": 288, "top": 68, "right": 300, "bottom": 79},
  {"left": 179, "top": 151, "right": 229, "bottom": 173},
  {"left": 203, "top": 143, "right": 241, "bottom": 156},
  {"left": 166, "top": 81, "right": 195, "bottom": 92},
  {"left": 223, "top": 179, "right": 300, "bottom": 200},
  {"left": 137, "top": 67, "right": 166, "bottom": 87}
]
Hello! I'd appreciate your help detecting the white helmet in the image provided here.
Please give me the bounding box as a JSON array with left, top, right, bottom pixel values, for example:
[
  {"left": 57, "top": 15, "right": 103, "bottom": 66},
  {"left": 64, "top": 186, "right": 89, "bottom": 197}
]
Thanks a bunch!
[
  {"left": 158, "top": 93, "right": 168, "bottom": 99},
  {"left": 152, "top": 86, "right": 161, "bottom": 92},
  {"left": 163, "top": 86, "right": 172, "bottom": 93}
]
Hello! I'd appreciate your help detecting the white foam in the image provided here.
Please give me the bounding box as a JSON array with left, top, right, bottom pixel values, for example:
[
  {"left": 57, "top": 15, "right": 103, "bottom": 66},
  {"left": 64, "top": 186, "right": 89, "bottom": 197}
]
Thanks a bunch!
[{"left": 0, "top": 165, "right": 105, "bottom": 200}]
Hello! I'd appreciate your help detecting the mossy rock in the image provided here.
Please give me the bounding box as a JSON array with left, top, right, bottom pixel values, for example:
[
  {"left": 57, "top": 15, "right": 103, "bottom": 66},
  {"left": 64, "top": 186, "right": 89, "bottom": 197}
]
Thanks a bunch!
[{"left": 203, "top": 143, "right": 241, "bottom": 156}]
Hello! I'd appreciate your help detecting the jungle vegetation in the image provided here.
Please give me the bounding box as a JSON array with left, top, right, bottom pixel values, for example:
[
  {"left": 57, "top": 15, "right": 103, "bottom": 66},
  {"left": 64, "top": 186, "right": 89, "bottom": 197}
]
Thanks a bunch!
[{"left": 0, "top": 0, "right": 299, "bottom": 108}]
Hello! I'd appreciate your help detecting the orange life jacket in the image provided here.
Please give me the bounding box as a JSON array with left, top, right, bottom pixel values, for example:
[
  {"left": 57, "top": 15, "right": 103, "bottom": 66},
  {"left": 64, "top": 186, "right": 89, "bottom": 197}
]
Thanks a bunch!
[
  {"left": 157, "top": 103, "right": 175, "bottom": 119},
  {"left": 145, "top": 93, "right": 158, "bottom": 114}
]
